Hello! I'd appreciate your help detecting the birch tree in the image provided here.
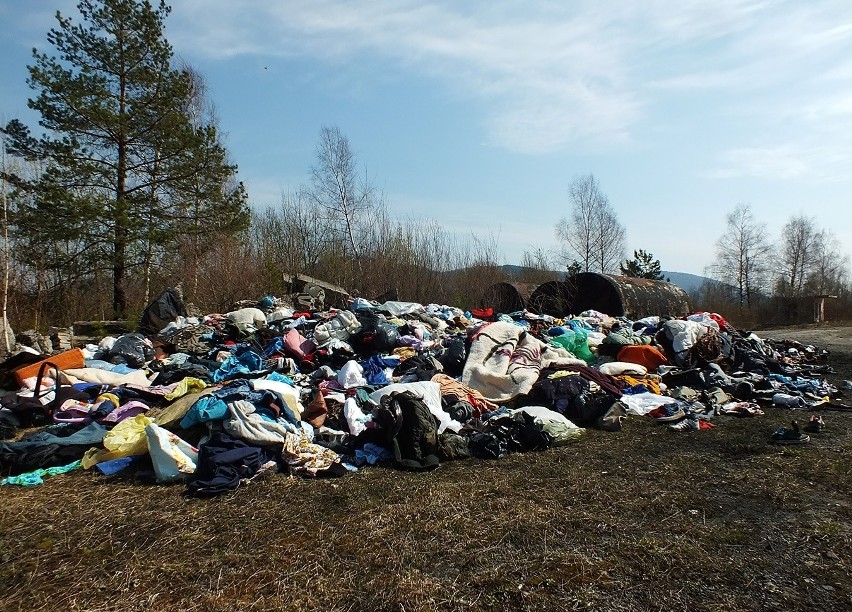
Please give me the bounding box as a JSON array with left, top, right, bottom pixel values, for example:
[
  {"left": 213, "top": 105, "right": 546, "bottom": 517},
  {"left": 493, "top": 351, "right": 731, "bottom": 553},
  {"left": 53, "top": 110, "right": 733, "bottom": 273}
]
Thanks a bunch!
[
  {"left": 556, "top": 173, "right": 625, "bottom": 274},
  {"left": 711, "top": 203, "right": 773, "bottom": 309}
]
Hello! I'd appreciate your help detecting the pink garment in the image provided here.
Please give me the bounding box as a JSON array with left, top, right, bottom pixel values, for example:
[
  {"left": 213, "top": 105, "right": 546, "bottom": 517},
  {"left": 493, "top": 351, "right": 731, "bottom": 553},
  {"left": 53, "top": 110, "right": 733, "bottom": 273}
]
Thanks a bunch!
[{"left": 101, "top": 401, "right": 150, "bottom": 424}]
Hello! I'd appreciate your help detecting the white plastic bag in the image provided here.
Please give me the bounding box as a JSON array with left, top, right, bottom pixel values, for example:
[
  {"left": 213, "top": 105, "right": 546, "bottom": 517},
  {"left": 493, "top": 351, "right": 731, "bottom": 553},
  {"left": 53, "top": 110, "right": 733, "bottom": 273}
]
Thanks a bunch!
[{"left": 145, "top": 423, "right": 198, "bottom": 483}]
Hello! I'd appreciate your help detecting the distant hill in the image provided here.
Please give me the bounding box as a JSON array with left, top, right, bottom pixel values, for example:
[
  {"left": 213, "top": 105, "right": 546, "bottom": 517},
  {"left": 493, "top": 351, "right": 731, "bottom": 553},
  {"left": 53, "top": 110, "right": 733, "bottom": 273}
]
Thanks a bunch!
[
  {"left": 661, "top": 271, "right": 716, "bottom": 294},
  {"left": 500, "top": 265, "right": 718, "bottom": 293},
  {"left": 497, "top": 265, "right": 715, "bottom": 294},
  {"left": 497, "top": 264, "right": 563, "bottom": 280}
]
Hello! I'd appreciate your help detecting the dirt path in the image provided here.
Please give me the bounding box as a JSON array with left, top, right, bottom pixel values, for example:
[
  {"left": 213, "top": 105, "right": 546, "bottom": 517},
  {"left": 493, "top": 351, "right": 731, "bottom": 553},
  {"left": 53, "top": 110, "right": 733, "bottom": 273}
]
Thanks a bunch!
[
  {"left": 755, "top": 325, "right": 852, "bottom": 353},
  {"left": 755, "top": 324, "right": 852, "bottom": 385}
]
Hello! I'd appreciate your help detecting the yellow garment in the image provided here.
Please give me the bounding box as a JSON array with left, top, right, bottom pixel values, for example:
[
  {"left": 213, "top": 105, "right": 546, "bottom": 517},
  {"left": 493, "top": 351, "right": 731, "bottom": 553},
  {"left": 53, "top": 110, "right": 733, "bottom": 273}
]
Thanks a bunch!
[
  {"left": 164, "top": 377, "right": 208, "bottom": 401},
  {"left": 152, "top": 389, "right": 216, "bottom": 426},
  {"left": 95, "top": 392, "right": 120, "bottom": 409},
  {"left": 392, "top": 347, "right": 417, "bottom": 360},
  {"left": 547, "top": 370, "right": 582, "bottom": 380},
  {"left": 81, "top": 414, "right": 153, "bottom": 468},
  {"left": 617, "top": 375, "right": 662, "bottom": 395}
]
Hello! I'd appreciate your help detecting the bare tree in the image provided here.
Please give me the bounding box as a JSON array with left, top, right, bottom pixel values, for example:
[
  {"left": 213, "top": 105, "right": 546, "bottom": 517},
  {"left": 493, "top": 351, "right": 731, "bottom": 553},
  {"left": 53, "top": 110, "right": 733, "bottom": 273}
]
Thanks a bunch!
[
  {"left": 805, "top": 229, "right": 850, "bottom": 296},
  {"left": 776, "top": 214, "right": 818, "bottom": 297},
  {"left": 252, "top": 188, "right": 333, "bottom": 278},
  {"left": 1, "top": 131, "right": 11, "bottom": 353},
  {"left": 520, "top": 248, "right": 555, "bottom": 284},
  {"left": 593, "top": 204, "right": 627, "bottom": 274},
  {"left": 308, "top": 126, "right": 376, "bottom": 273},
  {"left": 711, "top": 203, "right": 774, "bottom": 309},
  {"left": 555, "top": 173, "right": 625, "bottom": 274}
]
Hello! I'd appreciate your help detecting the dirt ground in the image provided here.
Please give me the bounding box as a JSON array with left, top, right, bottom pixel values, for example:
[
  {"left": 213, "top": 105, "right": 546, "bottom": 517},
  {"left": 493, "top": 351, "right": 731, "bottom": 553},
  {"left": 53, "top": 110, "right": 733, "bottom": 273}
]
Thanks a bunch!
[
  {"left": 755, "top": 324, "right": 852, "bottom": 386},
  {"left": 1, "top": 325, "right": 851, "bottom": 611},
  {"left": 755, "top": 325, "right": 852, "bottom": 355}
]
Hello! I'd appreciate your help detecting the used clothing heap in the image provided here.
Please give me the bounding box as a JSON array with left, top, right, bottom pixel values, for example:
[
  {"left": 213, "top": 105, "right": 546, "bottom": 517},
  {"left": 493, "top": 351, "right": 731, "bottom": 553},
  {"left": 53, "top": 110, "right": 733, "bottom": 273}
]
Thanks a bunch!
[{"left": 0, "top": 292, "right": 842, "bottom": 495}]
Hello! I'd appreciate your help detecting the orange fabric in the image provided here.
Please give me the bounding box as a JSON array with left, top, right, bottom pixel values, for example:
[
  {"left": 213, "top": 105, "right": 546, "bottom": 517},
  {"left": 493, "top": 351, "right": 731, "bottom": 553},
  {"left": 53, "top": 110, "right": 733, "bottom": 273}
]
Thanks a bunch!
[{"left": 617, "top": 345, "right": 669, "bottom": 371}]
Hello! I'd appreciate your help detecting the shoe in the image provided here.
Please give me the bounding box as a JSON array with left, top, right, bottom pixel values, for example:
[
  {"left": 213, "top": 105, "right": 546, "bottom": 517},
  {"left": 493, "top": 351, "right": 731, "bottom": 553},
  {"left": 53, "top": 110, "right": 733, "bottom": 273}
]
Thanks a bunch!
[
  {"left": 669, "top": 417, "right": 699, "bottom": 431},
  {"left": 668, "top": 417, "right": 715, "bottom": 431},
  {"left": 648, "top": 403, "right": 686, "bottom": 422},
  {"left": 770, "top": 420, "right": 810, "bottom": 444},
  {"left": 803, "top": 415, "right": 825, "bottom": 433}
]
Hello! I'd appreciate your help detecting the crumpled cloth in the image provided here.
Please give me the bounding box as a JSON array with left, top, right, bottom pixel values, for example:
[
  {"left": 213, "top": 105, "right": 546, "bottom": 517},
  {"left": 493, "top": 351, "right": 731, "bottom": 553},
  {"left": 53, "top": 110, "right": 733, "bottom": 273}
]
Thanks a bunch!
[
  {"left": 282, "top": 435, "right": 341, "bottom": 476},
  {"left": 2, "top": 460, "right": 82, "bottom": 486}
]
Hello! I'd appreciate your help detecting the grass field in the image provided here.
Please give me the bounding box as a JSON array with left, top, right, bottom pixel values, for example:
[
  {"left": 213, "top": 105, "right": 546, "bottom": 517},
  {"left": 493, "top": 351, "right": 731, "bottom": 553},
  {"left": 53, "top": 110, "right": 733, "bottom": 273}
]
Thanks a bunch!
[{"left": 2, "top": 330, "right": 851, "bottom": 611}]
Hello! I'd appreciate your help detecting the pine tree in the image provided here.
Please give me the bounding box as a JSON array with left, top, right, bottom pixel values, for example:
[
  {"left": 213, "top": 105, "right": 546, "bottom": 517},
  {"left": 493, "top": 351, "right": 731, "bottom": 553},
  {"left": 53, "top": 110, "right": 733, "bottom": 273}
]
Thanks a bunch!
[
  {"left": 620, "top": 249, "right": 666, "bottom": 280},
  {"left": 2, "top": 0, "right": 247, "bottom": 317}
]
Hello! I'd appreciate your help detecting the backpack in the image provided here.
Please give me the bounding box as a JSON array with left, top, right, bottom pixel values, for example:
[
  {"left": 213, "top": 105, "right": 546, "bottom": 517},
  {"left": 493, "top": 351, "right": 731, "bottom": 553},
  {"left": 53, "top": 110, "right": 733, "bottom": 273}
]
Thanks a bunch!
[{"left": 378, "top": 391, "right": 440, "bottom": 471}]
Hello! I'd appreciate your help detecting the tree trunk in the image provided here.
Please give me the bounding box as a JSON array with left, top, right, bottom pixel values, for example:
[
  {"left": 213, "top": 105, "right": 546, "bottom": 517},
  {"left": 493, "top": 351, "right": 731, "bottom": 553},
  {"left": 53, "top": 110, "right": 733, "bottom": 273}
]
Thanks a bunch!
[
  {"left": 113, "top": 229, "right": 127, "bottom": 317},
  {"left": 1, "top": 144, "right": 9, "bottom": 353}
]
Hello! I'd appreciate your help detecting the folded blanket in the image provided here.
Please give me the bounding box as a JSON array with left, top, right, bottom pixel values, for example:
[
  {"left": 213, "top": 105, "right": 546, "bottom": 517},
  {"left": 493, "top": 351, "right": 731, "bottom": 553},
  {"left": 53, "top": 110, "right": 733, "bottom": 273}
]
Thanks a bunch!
[{"left": 462, "top": 322, "right": 584, "bottom": 403}]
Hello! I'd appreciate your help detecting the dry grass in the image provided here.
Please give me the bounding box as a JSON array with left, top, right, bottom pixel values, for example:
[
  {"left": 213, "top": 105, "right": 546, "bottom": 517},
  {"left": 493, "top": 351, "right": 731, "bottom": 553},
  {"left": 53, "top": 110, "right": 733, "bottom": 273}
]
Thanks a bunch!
[{"left": 3, "top": 358, "right": 852, "bottom": 611}]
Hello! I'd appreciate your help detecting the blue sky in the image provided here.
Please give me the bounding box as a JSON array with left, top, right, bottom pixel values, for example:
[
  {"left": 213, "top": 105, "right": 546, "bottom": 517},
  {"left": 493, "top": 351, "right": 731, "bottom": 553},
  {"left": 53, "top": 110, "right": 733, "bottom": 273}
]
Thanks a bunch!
[{"left": 2, "top": 0, "right": 852, "bottom": 277}]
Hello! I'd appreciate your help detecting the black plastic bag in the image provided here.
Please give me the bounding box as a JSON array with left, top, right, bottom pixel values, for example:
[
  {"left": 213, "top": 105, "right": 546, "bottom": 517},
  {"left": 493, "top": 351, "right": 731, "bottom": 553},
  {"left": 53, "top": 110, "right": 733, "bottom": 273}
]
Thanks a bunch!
[
  {"left": 109, "top": 333, "right": 155, "bottom": 368},
  {"left": 438, "top": 336, "right": 467, "bottom": 376},
  {"left": 138, "top": 288, "right": 187, "bottom": 337}
]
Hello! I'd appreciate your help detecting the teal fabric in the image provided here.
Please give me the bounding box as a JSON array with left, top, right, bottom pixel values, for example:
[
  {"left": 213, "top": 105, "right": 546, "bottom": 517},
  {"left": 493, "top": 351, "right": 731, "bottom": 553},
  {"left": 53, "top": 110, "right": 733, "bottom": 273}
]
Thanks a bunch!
[{"left": 2, "top": 460, "right": 82, "bottom": 487}]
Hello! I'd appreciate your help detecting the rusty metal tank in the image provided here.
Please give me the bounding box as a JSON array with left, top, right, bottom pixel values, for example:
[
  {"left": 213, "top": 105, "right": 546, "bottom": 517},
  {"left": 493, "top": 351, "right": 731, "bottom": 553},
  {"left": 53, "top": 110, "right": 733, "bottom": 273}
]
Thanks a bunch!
[
  {"left": 479, "top": 282, "right": 536, "bottom": 314},
  {"left": 567, "top": 273, "right": 691, "bottom": 318},
  {"left": 526, "top": 280, "right": 574, "bottom": 317}
]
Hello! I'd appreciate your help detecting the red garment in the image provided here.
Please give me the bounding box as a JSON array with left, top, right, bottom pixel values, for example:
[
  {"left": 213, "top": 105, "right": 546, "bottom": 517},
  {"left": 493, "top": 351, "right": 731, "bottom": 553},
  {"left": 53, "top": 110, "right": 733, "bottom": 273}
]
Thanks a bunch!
[
  {"left": 708, "top": 313, "right": 731, "bottom": 331},
  {"left": 470, "top": 307, "right": 494, "bottom": 320}
]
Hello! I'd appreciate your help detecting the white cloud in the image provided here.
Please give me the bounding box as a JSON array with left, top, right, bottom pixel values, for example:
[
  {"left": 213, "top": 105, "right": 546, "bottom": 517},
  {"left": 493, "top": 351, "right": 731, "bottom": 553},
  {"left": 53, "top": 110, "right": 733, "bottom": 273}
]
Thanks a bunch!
[
  {"left": 168, "top": 1, "right": 641, "bottom": 153},
  {"left": 704, "top": 145, "right": 852, "bottom": 181},
  {"left": 142, "top": 1, "right": 852, "bottom": 158}
]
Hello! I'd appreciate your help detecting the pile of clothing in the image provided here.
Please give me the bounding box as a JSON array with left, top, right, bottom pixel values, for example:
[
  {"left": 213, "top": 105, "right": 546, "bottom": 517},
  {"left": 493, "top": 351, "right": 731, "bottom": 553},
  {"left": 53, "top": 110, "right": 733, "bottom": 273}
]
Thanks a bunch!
[{"left": 0, "top": 289, "right": 842, "bottom": 495}]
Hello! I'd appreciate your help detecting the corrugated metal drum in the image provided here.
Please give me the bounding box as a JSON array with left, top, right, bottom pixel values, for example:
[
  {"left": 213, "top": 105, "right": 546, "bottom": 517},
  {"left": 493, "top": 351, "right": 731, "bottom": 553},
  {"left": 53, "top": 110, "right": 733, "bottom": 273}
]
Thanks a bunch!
[
  {"left": 568, "top": 273, "right": 691, "bottom": 318},
  {"left": 527, "top": 280, "right": 575, "bottom": 317},
  {"left": 479, "top": 282, "right": 536, "bottom": 314}
]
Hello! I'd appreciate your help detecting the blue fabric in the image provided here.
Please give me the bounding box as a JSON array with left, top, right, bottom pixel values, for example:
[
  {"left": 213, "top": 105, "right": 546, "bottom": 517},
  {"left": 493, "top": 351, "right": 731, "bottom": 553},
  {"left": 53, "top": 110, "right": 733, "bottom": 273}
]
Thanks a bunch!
[
  {"left": 354, "top": 443, "right": 394, "bottom": 466},
  {"left": 186, "top": 431, "right": 278, "bottom": 497},
  {"left": 212, "top": 350, "right": 264, "bottom": 383},
  {"left": 262, "top": 337, "right": 286, "bottom": 358},
  {"left": 621, "top": 384, "right": 650, "bottom": 395},
  {"left": 84, "top": 359, "right": 136, "bottom": 374},
  {"left": 94, "top": 456, "right": 138, "bottom": 476},
  {"left": 211, "top": 380, "right": 301, "bottom": 428},
  {"left": 212, "top": 380, "right": 268, "bottom": 404},
  {"left": 360, "top": 355, "right": 401, "bottom": 385},
  {"left": 180, "top": 396, "right": 229, "bottom": 429},
  {"left": 6, "top": 422, "right": 108, "bottom": 449},
  {"left": 265, "top": 372, "right": 294, "bottom": 385}
]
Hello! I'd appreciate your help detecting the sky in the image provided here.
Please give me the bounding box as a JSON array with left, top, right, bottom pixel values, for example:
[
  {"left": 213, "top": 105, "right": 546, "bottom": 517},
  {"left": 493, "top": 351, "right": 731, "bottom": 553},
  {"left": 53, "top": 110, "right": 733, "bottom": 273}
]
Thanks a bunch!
[{"left": 2, "top": 0, "right": 852, "bottom": 277}]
